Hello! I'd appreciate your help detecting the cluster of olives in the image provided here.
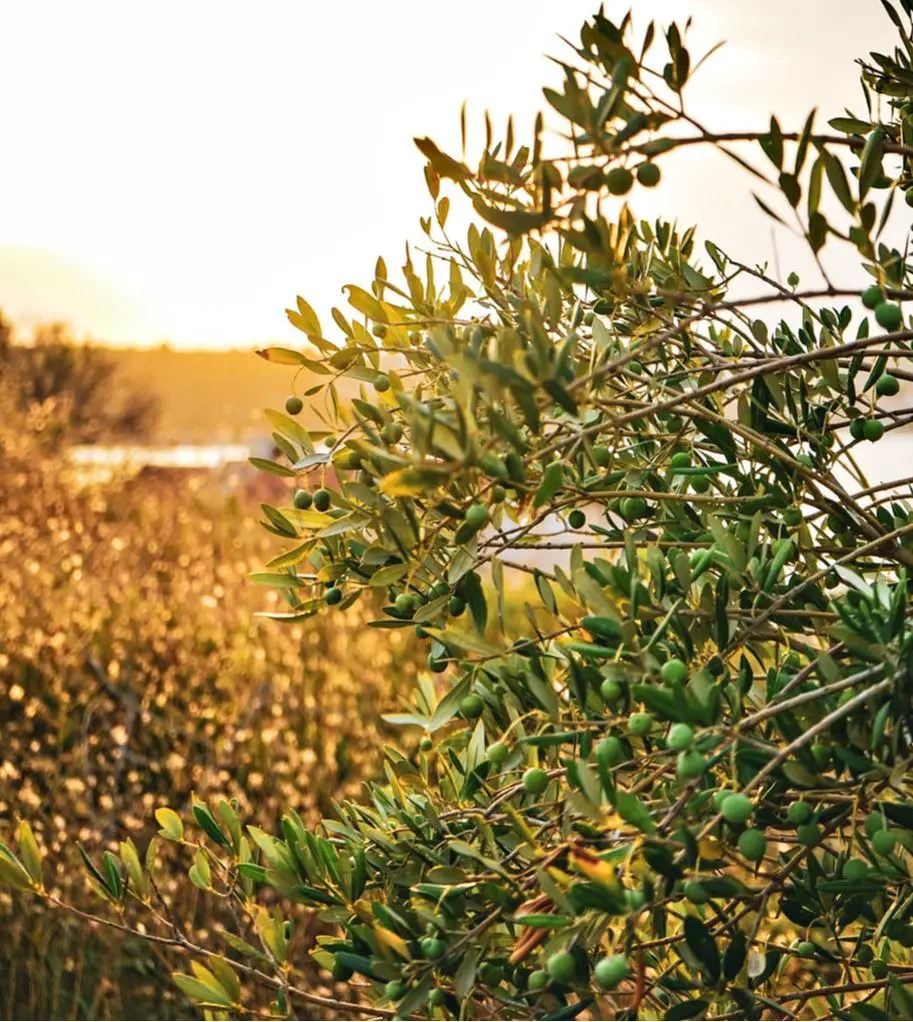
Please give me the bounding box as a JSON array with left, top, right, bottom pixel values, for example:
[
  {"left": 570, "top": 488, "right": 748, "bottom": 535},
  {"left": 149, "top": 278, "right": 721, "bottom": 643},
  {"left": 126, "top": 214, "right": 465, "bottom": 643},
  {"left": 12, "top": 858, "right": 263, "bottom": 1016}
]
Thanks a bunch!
[
  {"left": 862, "top": 284, "right": 904, "bottom": 332},
  {"left": 293, "top": 486, "right": 332, "bottom": 512},
  {"left": 379, "top": 949, "right": 629, "bottom": 1012},
  {"left": 852, "top": 289, "right": 904, "bottom": 445},
  {"left": 567, "top": 162, "right": 661, "bottom": 197},
  {"left": 527, "top": 950, "right": 629, "bottom": 993}
]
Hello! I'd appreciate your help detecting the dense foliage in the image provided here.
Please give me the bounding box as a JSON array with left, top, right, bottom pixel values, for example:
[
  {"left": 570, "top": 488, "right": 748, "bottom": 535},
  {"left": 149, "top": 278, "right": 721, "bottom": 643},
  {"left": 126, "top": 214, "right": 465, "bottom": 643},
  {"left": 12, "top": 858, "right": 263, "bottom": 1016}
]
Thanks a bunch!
[
  {"left": 10, "top": 3, "right": 913, "bottom": 1019},
  {"left": 0, "top": 392, "right": 417, "bottom": 1017}
]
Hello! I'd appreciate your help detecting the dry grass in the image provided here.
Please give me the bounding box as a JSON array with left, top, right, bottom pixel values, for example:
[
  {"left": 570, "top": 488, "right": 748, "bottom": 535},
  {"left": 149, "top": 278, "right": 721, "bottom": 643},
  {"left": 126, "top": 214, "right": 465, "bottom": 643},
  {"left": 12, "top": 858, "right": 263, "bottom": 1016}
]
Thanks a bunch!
[{"left": 0, "top": 390, "right": 420, "bottom": 1018}]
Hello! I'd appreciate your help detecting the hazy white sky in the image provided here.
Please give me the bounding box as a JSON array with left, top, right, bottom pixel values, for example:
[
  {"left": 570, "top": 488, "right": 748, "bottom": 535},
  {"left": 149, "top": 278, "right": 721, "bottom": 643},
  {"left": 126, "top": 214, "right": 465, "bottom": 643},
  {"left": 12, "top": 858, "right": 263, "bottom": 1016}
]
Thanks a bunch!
[{"left": 0, "top": 1, "right": 897, "bottom": 348}]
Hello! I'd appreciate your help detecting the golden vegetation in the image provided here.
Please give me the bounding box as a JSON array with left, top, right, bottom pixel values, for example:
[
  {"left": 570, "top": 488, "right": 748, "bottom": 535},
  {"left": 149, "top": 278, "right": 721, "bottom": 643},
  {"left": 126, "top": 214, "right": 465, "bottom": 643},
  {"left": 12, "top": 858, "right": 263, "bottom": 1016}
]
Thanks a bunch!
[{"left": 0, "top": 387, "right": 419, "bottom": 1018}]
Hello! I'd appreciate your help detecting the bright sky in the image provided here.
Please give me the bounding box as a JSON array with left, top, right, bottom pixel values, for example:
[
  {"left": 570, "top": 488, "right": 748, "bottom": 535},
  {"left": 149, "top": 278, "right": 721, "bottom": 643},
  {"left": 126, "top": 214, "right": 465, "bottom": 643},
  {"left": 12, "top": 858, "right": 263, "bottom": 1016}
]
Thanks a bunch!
[{"left": 0, "top": 1, "right": 894, "bottom": 349}]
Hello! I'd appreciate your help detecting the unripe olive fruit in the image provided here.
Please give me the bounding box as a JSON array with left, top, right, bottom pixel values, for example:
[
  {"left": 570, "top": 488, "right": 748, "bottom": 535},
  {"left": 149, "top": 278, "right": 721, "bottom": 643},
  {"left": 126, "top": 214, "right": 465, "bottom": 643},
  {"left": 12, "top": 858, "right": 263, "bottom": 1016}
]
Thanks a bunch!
[
  {"left": 593, "top": 444, "right": 611, "bottom": 466},
  {"left": 294, "top": 488, "right": 312, "bottom": 510},
  {"left": 527, "top": 969, "right": 549, "bottom": 991},
  {"left": 488, "top": 741, "right": 509, "bottom": 766},
  {"left": 666, "top": 722, "right": 694, "bottom": 752},
  {"left": 568, "top": 509, "right": 586, "bottom": 530},
  {"left": 597, "top": 736, "right": 626, "bottom": 767},
  {"left": 684, "top": 881, "right": 709, "bottom": 904},
  {"left": 862, "top": 284, "right": 885, "bottom": 309},
  {"left": 637, "top": 163, "right": 661, "bottom": 187},
  {"left": 660, "top": 659, "right": 688, "bottom": 685},
  {"left": 479, "top": 962, "right": 503, "bottom": 986},
  {"left": 464, "top": 503, "right": 489, "bottom": 529},
  {"left": 460, "top": 694, "right": 484, "bottom": 719},
  {"left": 313, "top": 488, "right": 331, "bottom": 512},
  {"left": 863, "top": 419, "right": 885, "bottom": 442},
  {"left": 856, "top": 944, "right": 874, "bottom": 966},
  {"left": 797, "top": 822, "right": 821, "bottom": 846},
  {"left": 624, "top": 888, "right": 647, "bottom": 912},
  {"left": 394, "top": 593, "right": 415, "bottom": 615},
  {"left": 873, "top": 829, "right": 897, "bottom": 856},
  {"left": 875, "top": 301, "right": 903, "bottom": 331},
  {"left": 325, "top": 586, "right": 343, "bottom": 606},
  {"left": 593, "top": 954, "right": 629, "bottom": 990},
  {"left": 606, "top": 167, "right": 634, "bottom": 195},
  {"left": 842, "top": 857, "right": 869, "bottom": 882},
  {"left": 871, "top": 959, "right": 889, "bottom": 979},
  {"left": 865, "top": 811, "right": 886, "bottom": 836},
  {"left": 600, "top": 678, "right": 623, "bottom": 705},
  {"left": 420, "top": 937, "right": 446, "bottom": 960},
  {"left": 620, "top": 496, "right": 648, "bottom": 520},
  {"left": 787, "top": 801, "right": 813, "bottom": 826},
  {"left": 738, "top": 828, "right": 767, "bottom": 862},
  {"left": 382, "top": 422, "right": 403, "bottom": 444},
  {"left": 385, "top": 980, "right": 407, "bottom": 1000},
  {"left": 720, "top": 793, "right": 754, "bottom": 825},
  {"left": 677, "top": 749, "right": 705, "bottom": 779},
  {"left": 628, "top": 712, "right": 653, "bottom": 737},
  {"left": 522, "top": 768, "right": 549, "bottom": 795},
  {"left": 449, "top": 595, "right": 466, "bottom": 617},
  {"left": 876, "top": 373, "right": 900, "bottom": 397},
  {"left": 796, "top": 940, "right": 816, "bottom": 957},
  {"left": 546, "top": 951, "right": 577, "bottom": 985},
  {"left": 419, "top": 736, "right": 433, "bottom": 752},
  {"left": 285, "top": 395, "right": 304, "bottom": 415},
  {"left": 374, "top": 373, "right": 391, "bottom": 392}
]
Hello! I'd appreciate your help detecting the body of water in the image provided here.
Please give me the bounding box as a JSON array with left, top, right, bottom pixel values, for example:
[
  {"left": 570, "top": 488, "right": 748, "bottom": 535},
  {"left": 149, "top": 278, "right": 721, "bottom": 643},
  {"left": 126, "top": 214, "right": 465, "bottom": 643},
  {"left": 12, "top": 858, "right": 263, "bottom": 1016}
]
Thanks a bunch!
[{"left": 68, "top": 443, "right": 252, "bottom": 470}]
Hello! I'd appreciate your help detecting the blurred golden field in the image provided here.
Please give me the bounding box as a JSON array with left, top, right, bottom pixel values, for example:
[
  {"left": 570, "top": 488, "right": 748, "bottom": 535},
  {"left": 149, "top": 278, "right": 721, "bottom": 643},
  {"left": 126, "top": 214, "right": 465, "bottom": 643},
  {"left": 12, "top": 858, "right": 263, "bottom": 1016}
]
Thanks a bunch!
[
  {"left": 0, "top": 367, "right": 420, "bottom": 1018},
  {"left": 104, "top": 347, "right": 328, "bottom": 444}
]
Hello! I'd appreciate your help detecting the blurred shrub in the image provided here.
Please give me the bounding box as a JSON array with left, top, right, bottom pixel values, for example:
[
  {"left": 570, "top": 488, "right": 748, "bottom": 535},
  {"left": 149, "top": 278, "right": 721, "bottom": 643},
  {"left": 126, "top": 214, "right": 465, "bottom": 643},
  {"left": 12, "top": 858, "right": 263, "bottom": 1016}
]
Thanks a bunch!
[
  {"left": 0, "top": 409, "right": 419, "bottom": 1018},
  {"left": 0, "top": 312, "right": 159, "bottom": 445}
]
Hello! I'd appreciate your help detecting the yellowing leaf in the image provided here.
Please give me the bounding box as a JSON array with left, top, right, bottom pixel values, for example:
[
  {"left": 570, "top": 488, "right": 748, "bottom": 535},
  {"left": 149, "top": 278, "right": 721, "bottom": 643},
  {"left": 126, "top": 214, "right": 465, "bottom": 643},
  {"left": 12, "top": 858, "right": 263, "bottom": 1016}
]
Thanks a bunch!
[
  {"left": 379, "top": 465, "right": 449, "bottom": 497},
  {"left": 369, "top": 563, "right": 408, "bottom": 587},
  {"left": 17, "top": 821, "right": 43, "bottom": 886},
  {"left": 414, "top": 137, "right": 472, "bottom": 181},
  {"left": 374, "top": 924, "right": 412, "bottom": 960},
  {"left": 569, "top": 846, "right": 616, "bottom": 887},
  {"left": 284, "top": 508, "right": 334, "bottom": 530},
  {"left": 255, "top": 346, "right": 308, "bottom": 364},
  {"left": 344, "top": 285, "right": 388, "bottom": 323},
  {"left": 154, "top": 808, "right": 184, "bottom": 842},
  {"left": 473, "top": 196, "right": 551, "bottom": 236},
  {"left": 172, "top": 972, "right": 233, "bottom": 1008},
  {"left": 291, "top": 296, "right": 322, "bottom": 338}
]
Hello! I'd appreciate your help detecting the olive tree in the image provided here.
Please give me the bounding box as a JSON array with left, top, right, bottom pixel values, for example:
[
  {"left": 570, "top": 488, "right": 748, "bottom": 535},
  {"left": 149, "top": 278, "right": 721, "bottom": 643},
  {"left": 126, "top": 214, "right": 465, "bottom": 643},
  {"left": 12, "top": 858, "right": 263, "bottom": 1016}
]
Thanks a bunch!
[{"left": 9, "top": 4, "right": 913, "bottom": 1019}]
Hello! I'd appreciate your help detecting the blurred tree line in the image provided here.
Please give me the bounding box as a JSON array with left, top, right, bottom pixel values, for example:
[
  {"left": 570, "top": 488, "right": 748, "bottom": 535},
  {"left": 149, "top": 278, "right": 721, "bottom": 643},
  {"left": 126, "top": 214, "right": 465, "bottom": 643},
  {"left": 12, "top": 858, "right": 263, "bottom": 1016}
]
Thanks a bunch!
[{"left": 0, "top": 309, "right": 159, "bottom": 445}]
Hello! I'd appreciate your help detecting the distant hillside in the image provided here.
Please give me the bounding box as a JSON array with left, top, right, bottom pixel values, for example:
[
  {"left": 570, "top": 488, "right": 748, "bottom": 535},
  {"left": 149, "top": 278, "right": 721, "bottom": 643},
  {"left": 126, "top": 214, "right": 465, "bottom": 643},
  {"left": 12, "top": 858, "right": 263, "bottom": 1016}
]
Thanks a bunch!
[{"left": 107, "top": 347, "right": 329, "bottom": 444}]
